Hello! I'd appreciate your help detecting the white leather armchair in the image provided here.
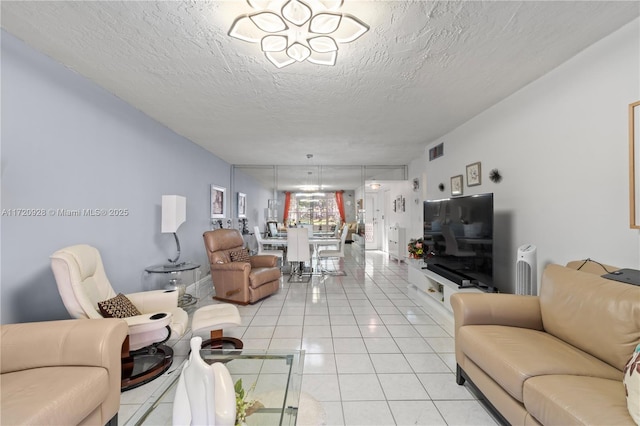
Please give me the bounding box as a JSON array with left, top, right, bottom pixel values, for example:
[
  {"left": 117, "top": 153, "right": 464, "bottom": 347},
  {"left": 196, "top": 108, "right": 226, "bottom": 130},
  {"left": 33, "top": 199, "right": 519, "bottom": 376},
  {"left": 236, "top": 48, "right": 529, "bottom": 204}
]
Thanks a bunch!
[{"left": 50, "top": 244, "right": 189, "bottom": 390}]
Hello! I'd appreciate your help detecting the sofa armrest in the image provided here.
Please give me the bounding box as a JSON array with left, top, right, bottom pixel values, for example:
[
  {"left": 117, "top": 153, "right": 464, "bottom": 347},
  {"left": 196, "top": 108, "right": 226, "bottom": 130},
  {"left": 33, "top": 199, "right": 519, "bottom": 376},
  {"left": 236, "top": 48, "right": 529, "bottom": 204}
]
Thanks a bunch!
[
  {"left": 1, "top": 318, "right": 127, "bottom": 372},
  {"left": 250, "top": 255, "right": 278, "bottom": 268},
  {"left": 1, "top": 318, "right": 127, "bottom": 426},
  {"left": 127, "top": 289, "right": 178, "bottom": 313},
  {"left": 451, "top": 293, "right": 543, "bottom": 331}
]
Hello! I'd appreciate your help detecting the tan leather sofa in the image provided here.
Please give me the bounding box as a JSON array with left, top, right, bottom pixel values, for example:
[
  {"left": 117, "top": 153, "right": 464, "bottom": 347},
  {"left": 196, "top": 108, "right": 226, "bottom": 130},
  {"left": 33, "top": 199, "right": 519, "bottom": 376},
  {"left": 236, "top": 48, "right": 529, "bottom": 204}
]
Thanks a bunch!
[
  {"left": 451, "top": 261, "right": 640, "bottom": 425},
  {"left": 1, "top": 318, "right": 128, "bottom": 426},
  {"left": 203, "top": 229, "right": 281, "bottom": 304}
]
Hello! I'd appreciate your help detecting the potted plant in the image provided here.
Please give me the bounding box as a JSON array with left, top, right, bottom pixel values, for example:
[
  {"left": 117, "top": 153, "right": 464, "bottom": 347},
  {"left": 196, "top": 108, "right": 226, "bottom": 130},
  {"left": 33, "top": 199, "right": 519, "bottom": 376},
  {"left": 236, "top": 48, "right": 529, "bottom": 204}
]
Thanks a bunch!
[{"left": 407, "top": 238, "right": 424, "bottom": 259}]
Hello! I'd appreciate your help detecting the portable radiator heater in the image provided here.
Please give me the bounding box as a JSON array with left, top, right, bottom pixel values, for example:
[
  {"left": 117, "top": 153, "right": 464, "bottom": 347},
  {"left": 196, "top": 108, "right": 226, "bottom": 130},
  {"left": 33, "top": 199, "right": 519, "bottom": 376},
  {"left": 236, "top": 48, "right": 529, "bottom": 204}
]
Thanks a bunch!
[{"left": 516, "top": 244, "right": 537, "bottom": 295}]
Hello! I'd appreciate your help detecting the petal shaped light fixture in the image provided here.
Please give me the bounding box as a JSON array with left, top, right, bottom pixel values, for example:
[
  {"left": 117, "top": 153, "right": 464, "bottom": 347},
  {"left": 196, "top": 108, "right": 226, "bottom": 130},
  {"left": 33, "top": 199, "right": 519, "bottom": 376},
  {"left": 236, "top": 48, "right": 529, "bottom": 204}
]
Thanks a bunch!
[
  {"left": 250, "top": 12, "right": 288, "bottom": 32},
  {"left": 282, "top": 0, "right": 312, "bottom": 26},
  {"left": 308, "top": 36, "right": 338, "bottom": 53},
  {"left": 265, "top": 51, "right": 297, "bottom": 68},
  {"left": 287, "top": 42, "right": 311, "bottom": 62},
  {"left": 248, "top": 0, "right": 272, "bottom": 9},
  {"left": 228, "top": 0, "right": 369, "bottom": 68},
  {"left": 309, "top": 13, "right": 342, "bottom": 34},
  {"left": 331, "top": 14, "right": 369, "bottom": 42},
  {"left": 318, "top": 0, "right": 344, "bottom": 11},
  {"left": 262, "top": 35, "right": 288, "bottom": 52},
  {"left": 307, "top": 50, "right": 337, "bottom": 66},
  {"left": 228, "top": 16, "right": 265, "bottom": 43}
]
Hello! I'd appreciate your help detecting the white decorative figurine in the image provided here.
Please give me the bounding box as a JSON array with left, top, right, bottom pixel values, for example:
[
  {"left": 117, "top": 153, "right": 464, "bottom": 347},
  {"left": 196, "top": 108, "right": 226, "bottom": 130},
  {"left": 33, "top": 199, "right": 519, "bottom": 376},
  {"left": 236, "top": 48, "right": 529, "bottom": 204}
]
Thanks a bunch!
[{"left": 173, "top": 336, "right": 236, "bottom": 426}]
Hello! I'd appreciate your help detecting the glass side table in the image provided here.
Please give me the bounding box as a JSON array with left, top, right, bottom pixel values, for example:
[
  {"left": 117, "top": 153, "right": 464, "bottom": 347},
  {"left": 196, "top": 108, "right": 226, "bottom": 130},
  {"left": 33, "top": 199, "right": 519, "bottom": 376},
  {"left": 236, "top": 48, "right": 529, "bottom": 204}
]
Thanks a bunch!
[{"left": 144, "top": 262, "right": 200, "bottom": 307}]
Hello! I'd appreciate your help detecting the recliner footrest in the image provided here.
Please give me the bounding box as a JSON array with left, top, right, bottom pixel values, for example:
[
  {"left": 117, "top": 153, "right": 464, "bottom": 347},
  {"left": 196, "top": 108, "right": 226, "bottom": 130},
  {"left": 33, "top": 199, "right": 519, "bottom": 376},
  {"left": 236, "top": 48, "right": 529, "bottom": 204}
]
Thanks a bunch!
[{"left": 191, "top": 304, "right": 243, "bottom": 349}]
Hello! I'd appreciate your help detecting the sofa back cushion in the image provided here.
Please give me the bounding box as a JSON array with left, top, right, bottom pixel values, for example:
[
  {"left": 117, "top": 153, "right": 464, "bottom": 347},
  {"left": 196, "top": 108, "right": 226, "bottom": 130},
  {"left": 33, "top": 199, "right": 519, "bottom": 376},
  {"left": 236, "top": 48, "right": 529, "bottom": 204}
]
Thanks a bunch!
[{"left": 540, "top": 264, "right": 640, "bottom": 371}]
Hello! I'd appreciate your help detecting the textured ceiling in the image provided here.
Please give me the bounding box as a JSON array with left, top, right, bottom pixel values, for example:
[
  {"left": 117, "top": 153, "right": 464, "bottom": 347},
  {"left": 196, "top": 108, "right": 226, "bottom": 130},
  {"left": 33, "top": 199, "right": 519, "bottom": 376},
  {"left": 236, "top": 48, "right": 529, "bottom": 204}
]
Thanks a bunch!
[{"left": 2, "top": 1, "right": 638, "bottom": 189}]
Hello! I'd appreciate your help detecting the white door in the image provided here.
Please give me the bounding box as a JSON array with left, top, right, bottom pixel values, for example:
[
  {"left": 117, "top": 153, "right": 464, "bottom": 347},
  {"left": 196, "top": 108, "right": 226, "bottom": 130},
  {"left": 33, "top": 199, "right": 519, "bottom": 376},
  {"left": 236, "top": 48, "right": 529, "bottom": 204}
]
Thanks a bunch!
[
  {"left": 383, "top": 190, "right": 391, "bottom": 253},
  {"left": 365, "top": 194, "right": 380, "bottom": 249}
]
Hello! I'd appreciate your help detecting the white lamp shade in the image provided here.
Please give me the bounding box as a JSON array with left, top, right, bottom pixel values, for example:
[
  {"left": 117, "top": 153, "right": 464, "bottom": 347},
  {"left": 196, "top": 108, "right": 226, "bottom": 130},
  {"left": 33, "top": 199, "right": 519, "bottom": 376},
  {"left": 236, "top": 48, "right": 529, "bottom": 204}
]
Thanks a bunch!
[{"left": 162, "top": 195, "right": 186, "bottom": 233}]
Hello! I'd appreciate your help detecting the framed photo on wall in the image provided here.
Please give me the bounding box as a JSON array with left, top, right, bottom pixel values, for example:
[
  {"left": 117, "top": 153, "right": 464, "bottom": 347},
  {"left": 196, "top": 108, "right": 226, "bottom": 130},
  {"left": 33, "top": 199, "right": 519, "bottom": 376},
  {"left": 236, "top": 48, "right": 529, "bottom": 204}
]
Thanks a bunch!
[
  {"left": 211, "top": 185, "right": 226, "bottom": 219},
  {"left": 630, "top": 101, "right": 640, "bottom": 229},
  {"left": 237, "top": 192, "right": 247, "bottom": 218},
  {"left": 466, "top": 161, "right": 482, "bottom": 187},
  {"left": 451, "top": 175, "right": 463, "bottom": 196}
]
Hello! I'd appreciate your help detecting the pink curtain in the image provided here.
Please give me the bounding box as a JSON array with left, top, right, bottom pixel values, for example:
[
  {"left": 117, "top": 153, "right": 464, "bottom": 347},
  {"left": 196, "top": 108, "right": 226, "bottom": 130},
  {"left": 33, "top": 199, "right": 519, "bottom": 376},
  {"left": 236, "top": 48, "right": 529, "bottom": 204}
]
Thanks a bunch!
[
  {"left": 335, "top": 191, "right": 346, "bottom": 223},
  {"left": 283, "top": 192, "right": 291, "bottom": 224}
]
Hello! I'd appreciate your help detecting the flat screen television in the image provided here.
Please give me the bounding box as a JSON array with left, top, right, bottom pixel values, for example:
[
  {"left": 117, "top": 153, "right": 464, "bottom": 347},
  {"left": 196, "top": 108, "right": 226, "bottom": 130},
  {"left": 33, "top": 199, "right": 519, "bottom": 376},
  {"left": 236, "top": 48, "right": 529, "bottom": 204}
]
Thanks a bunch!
[{"left": 423, "top": 193, "right": 494, "bottom": 290}]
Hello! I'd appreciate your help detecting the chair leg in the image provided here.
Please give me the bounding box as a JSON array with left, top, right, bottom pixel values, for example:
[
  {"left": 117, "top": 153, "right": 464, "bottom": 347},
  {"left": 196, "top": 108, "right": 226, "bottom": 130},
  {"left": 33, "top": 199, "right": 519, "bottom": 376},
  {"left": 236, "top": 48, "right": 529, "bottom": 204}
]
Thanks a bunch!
[
  {"left": 200, "top": 328, "right": 243, "bottom": 349},
  {"left": 288, "top": 261, "right": 311, "bottom": 283}
]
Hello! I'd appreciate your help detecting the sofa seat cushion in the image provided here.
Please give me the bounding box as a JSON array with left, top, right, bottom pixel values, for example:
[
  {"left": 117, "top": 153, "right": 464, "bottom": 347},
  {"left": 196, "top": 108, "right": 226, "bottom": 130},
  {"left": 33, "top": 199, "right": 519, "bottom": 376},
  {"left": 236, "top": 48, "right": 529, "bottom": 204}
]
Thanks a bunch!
[
  {"left": 1, "top": 366, "right": 109, "bottom": 425},
  {"left": 458, "top": 325, "right": 622, "bottom": 401},
  {"left": 523, "top": 375, "right": 633, "bottom": 425},
  {"left": 248, "top": 267, "right": 281, "bottom": 289}
]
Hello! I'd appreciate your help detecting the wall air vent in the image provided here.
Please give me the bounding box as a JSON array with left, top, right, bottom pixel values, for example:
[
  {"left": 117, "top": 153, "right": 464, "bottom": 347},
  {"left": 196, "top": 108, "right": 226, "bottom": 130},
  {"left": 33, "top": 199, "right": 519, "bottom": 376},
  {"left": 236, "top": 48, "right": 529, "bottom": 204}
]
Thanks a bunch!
[{"left": 428, "top": 143, "right": 444, "bottom": 161}]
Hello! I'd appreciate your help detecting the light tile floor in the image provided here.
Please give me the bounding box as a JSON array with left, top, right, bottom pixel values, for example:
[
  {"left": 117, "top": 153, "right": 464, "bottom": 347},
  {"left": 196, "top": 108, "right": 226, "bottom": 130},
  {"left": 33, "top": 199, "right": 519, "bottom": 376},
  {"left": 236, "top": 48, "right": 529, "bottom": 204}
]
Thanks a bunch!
[{"left": 119, "top": 245, "right": 499, "bottom": 426}]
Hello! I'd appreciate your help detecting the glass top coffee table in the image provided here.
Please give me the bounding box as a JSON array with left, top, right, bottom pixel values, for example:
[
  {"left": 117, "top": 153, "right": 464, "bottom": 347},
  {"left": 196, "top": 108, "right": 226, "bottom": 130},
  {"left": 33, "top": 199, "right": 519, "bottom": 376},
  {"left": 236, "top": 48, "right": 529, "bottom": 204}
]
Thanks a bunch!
[{"left": 125, "top": 349, "right": 305, "bottom": 426}]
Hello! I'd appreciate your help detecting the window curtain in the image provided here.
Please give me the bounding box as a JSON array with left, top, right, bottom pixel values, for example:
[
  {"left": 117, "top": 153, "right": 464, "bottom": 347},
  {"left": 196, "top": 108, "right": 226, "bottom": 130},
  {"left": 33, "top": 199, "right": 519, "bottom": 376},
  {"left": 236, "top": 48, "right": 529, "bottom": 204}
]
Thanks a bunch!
[
  {"left": 335, "top": 191, "right": 346, "bottom": 223},
  {"left": 283, "top": 192, "right": 291, "bottom": 224}
]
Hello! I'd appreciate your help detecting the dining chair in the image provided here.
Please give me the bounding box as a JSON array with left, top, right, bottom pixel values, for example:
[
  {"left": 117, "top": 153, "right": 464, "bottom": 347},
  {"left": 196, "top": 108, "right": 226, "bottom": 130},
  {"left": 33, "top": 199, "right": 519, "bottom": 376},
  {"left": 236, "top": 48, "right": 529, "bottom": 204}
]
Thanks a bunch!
[
  {"left": 254, "top": 226, "right": 284, "bottom": 260},
  {"left": 318, "top": 225, "right": 349, "bottom": 275},
  {"left": 287, "top": 227, "right": 311, "bottom": 283}
]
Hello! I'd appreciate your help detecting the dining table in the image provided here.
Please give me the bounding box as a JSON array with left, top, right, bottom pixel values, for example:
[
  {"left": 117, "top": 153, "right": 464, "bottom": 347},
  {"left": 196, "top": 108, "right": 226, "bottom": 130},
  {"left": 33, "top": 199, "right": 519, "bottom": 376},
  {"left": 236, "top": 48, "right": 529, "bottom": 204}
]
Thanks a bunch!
[{"left": 260, "top": 234, "right": 341, "bottom": 274}]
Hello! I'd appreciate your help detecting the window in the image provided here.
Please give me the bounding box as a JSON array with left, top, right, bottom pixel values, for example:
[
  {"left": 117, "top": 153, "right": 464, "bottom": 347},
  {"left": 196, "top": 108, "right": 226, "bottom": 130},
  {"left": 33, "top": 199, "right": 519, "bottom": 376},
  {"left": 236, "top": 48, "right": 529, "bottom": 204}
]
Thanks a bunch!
[{"left": 287, "top": 192, "right": 340, "bottom": 231}]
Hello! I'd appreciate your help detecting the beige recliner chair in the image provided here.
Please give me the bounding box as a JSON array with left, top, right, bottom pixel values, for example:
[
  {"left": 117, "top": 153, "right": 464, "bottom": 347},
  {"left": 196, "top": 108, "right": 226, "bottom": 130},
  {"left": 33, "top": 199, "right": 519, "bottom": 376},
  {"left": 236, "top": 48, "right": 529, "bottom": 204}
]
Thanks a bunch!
[
  {"left": 203, "top": 229, "right": 281, "bottom": 304},
  {"left": 51, "top": 244, "right": 189, "bottom": 390}
]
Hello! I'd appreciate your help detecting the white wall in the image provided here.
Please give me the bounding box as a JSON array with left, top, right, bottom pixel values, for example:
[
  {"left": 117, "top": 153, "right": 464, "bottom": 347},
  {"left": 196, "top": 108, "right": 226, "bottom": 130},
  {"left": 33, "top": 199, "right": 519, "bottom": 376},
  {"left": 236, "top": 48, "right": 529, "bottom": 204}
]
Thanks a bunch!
[
  {"left": 0, "top": 31, "right": 269, "bottom": 324},
  {"left": 409, "top": 19, "right": 640, "bottom": 293}
]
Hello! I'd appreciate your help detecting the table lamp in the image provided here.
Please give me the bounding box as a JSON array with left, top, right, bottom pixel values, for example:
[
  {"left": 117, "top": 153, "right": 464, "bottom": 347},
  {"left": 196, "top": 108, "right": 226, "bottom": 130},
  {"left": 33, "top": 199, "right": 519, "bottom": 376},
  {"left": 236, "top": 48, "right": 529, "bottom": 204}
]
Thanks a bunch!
[{"left": 162, "top": 195, "right": 186, "bottom": 267}]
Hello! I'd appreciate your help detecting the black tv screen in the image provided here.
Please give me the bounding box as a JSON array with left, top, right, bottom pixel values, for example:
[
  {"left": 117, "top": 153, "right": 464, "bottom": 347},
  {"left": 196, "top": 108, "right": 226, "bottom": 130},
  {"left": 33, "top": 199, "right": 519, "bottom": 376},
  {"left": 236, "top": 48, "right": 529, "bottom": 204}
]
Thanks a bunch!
[{"left": 423, "top": 193, "right": 494, "bottom": 289}]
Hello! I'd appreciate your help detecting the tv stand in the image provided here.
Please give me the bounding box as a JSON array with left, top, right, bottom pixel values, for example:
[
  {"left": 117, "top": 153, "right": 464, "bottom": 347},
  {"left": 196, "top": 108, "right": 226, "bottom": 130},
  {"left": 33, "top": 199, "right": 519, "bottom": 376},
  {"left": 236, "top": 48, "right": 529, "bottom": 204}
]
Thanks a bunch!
[
  {"left": 425, "top": 263, "right": 475, "bottom": 287},
  {"left": 408, "top": 260, "right": 484, "bottom": 334}
]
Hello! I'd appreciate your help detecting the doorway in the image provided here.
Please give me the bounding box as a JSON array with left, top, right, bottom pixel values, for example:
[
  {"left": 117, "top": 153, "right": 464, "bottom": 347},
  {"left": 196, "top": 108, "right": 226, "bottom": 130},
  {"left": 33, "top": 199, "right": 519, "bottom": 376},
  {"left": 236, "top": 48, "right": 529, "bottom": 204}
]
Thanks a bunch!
[{"left": 365, "top": 193, "right": 381, "bottom": 250}]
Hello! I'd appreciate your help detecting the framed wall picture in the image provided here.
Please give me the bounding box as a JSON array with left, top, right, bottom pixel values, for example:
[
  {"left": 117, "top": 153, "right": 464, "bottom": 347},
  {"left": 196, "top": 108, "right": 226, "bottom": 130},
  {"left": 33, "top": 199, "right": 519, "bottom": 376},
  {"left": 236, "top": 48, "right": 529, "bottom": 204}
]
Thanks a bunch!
[
  {"left": 237, "top": 192, "right": 247, "bottom": 218},
  {"left": 451, "top": 175, "right": 463, "bottom": 196},
  {"left": 630, "top": 101, "right": 640, "bottom": 229},
  {"left": 210, "top": 185, "right": 226, "bottom": 219},
  {"left": 466, "top": 162, "right": 481, "bottom": 186},
  {"left": 393, "top": 199, "right": 397, "bottom": 212}
]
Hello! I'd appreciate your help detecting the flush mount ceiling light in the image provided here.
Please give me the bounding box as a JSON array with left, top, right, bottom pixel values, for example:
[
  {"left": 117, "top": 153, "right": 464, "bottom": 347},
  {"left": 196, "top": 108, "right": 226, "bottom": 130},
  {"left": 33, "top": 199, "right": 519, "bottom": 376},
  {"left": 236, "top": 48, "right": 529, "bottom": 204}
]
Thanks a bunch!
[{"left": 229, "top": 0, "right": 369, "bottom": 68}]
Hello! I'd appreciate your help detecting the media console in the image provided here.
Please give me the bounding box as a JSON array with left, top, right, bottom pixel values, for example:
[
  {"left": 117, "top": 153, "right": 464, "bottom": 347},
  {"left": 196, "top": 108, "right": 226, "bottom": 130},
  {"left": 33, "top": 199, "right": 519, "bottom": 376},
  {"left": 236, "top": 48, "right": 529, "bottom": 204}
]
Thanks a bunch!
[
  {"left": 407, "top": 259, "right": 484, "bottom": 334},
  {"left": 424, "top": 263, "right": 496, "bottom": 292}
]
